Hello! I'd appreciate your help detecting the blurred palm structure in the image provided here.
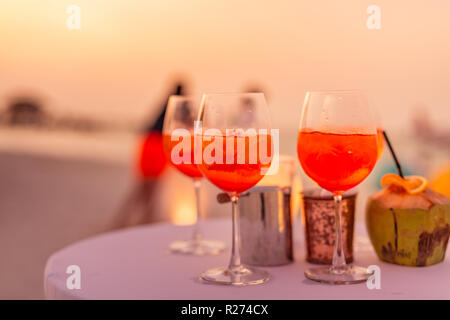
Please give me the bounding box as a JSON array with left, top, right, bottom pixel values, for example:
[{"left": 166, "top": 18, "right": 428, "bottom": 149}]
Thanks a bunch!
[
  {"left": 0, "top": 93, "right": 104, "bottom": 132},
  {"left": 3, "top": 97, "right": 46, "bottom": 126}
]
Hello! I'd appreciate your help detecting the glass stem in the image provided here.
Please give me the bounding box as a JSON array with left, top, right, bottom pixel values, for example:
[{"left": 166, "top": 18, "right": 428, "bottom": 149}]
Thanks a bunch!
[
  {"left": 228, "top": 194, "right": 242, "bottom": 271},
  {"left": 332, "top": 194, "right": 346, "bottom": 271},
  {"left": 192, "top": 179, "right": 203, "bottom": 243}
]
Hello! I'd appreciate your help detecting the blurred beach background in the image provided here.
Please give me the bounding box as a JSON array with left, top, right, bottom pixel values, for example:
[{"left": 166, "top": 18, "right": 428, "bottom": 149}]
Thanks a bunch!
[{"left": 0, "top": 0, "right": 449, "bottom": 298}]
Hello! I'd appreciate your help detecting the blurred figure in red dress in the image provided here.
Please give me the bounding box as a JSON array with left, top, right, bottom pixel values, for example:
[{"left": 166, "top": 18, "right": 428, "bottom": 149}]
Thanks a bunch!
[{"left": 113, "top": 82, "right": 185, "bottom": 228}]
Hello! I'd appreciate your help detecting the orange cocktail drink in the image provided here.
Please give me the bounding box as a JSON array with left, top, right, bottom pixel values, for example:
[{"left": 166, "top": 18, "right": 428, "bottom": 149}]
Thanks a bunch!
[
  {"left": 198, "top": 133, "right": 272, "bottom": 194},
  {"left": 163, "top": 134, "right": 203, "bottom": 179},
  {"left": 297, "top": 129, "right": 378, "bottom": 193}
]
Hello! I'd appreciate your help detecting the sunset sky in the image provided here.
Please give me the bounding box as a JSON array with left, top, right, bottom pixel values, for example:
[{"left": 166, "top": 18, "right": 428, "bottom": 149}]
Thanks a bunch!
[{"left": 1, "top": 0, "right": 450, "bottom": 130}]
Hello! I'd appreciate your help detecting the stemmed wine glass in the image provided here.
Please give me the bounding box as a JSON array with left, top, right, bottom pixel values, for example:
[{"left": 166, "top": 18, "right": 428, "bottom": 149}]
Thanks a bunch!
[
  {"left": 162, "top": 95, "right": 225, "bottom": 255},
  {"left": 197, "top": 93, "right": 273, "bottom": 285},
  {"left": 297, "top": 90, "right": 378, "bottom": 284}
]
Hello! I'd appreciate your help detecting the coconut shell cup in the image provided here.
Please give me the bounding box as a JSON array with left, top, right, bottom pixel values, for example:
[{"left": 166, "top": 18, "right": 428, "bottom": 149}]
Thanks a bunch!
[{"left": 366, "top": 187, "right": 450, "bottom": 266}]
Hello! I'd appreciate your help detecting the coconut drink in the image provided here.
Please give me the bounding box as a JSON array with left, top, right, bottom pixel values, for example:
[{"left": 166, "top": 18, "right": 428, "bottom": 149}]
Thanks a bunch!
[{"left": 366, "top": 173, "right": 450, "bottom": 266}]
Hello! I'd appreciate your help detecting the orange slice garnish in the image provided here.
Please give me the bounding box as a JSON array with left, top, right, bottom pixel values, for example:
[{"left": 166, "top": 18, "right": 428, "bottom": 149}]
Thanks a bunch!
[{"left": 381, "top": 173, "right": 428, "bottom": 195}]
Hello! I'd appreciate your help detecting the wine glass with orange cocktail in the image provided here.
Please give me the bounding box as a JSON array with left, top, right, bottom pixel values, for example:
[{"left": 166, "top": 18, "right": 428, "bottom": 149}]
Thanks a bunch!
[
  {"left": 297, "top": 90, "right": 378, "bottom": 284},
  {"left": 162, "top": 95, "right": 225, "bottom": 255},
  {"left": 197, "top": 93, "right": 273, "bottom": 285}
]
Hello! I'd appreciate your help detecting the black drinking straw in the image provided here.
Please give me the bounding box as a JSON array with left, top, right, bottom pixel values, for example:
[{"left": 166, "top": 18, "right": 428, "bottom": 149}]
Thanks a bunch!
[{"left": 382, "top": 130, "right": 404, "bottom": 178}]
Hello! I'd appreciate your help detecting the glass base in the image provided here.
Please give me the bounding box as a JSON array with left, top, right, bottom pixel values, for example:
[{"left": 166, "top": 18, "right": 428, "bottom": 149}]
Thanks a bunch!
[
  {"left": 305, "top": 265, "right": 374, "bottom": 285},
  {"left": 169, "top": 239, "right": 225, "bottom": 256},
  {"left": 200, "top": 265, "right": 270, "bottom": 286}
]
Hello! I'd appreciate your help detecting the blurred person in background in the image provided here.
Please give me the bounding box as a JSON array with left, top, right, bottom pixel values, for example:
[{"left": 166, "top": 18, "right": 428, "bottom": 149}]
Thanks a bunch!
[
  {"left": 413, "top": 107, "right": 450, "bottom": 147},
  {"left": 239, "top": 83, "right": 268, "bottom": 126},
  {"left": 412, "top": 107, "right": 450, "bottom": 197},
  {"left": 112, "top": 81, "right": 186, "bottom": 228}
]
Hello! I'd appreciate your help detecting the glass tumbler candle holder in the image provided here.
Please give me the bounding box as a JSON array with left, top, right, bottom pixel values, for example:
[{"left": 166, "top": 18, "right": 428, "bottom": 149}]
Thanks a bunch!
[{"left": 301, "top": 189, "right": 356, "bottom": 264}]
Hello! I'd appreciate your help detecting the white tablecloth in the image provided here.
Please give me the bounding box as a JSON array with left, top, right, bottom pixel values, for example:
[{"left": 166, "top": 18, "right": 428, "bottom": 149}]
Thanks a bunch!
[{"left": 44, "top": 218, "right": 450, "bottom": 299}]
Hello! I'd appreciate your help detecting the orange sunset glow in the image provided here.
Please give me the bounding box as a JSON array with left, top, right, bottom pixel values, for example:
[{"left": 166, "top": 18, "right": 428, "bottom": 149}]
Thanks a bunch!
[{"left": 1, "top": 1, "right": 450, "bottom": 128}]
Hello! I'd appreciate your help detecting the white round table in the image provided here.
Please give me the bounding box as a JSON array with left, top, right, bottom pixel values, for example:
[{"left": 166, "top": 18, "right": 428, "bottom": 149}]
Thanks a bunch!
[{"left": 44, "top": 219, "right": 450, "bottom": 299}]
